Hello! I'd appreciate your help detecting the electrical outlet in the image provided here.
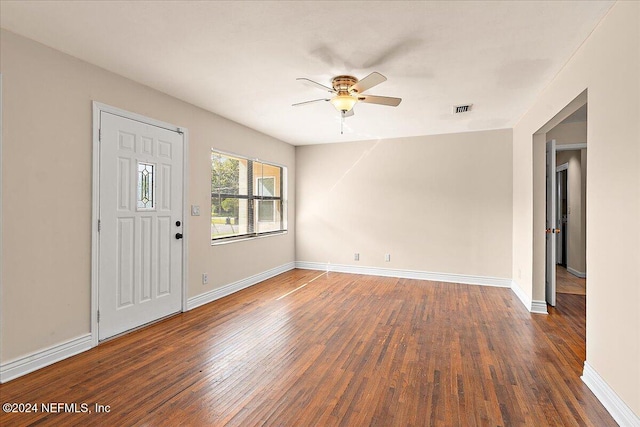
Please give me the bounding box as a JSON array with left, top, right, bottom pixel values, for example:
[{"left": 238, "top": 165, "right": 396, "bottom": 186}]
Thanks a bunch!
[
  {"left": 385, "top": 254, "right": 391, "bottom": 262},
  {"left": 354, "top": 253, "right": 360, "bottom": 261},
  {"left": 202, "top": 273, "right": 208, "bottom": 285}
]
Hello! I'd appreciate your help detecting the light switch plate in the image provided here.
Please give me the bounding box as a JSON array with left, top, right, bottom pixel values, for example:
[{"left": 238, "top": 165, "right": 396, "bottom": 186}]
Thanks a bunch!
[{"left": 191, "top": 205, "right": 200, "bottom": 216}]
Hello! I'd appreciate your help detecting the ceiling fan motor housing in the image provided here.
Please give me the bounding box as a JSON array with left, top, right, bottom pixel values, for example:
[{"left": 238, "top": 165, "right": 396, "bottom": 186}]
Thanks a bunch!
[{"left": 332, "top": 75, "right": 359, "bottom": 93}]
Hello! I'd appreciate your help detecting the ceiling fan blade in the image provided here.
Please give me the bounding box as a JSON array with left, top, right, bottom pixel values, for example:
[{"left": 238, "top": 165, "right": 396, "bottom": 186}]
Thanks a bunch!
[
  {"left": 358, "top": 95, "right": 402, "bottom": 107},
  {"left": 341, "top": 109, "right": 354, "bottom": 118},
  {"left": 292, "top": 98, "right": 330, "bottom": 107},
  {"left": 296, "top": 78, "right": 336, "bottom": 93},
  {"left": 350, "top": 72, "right": 387, "bottom": 94}
]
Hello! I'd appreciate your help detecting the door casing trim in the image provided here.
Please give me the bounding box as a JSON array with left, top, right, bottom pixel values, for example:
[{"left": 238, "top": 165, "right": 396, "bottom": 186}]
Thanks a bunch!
[{"left": 91, "top": 101, "right": 189, "bottom": 347}]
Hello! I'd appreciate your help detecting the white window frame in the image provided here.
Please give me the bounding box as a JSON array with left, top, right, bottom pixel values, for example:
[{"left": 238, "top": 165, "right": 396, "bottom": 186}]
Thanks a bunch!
[{"left": 211, "top": 149, "right": 287, "bottom": 244}]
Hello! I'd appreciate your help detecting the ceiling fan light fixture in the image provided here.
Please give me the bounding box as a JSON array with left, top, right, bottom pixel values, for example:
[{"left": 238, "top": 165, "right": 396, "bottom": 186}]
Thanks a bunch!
[{"left": 330, "top": 94, "right": 357, "bottom": 112}]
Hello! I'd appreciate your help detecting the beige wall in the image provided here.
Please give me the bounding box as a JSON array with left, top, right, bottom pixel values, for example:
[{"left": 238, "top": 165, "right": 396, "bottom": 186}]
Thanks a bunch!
[
  {"left": 0, "top": 30, "right": 295, "bottom": 362},
  {"left": 296, "top": 129, "right": 513, "bottom": 279},
  {"left": 512, "top": 2, "right": 639, "bottom": 415}
]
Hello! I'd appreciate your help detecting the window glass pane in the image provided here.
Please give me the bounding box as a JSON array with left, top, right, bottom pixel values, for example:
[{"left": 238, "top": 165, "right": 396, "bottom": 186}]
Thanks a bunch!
[
  {"left": 257, "top": 177, "right": 275, "bottom": 197},
  {"left": 254, "top": 163, "right": 281, "bottom": 197},
  {"left": 211, "top": 152, "right": 248, "bottom": 196},
  {"left": 211, "top": 198, "right": 249, "bottom": 239},
  {"left": 137, "top": 162, "right": 155, "bottom": 210},
  {"left": 211, "top": 153, "right": 248, "bottom": 238},
  {"left": 258, "top": 200, "right": 275, "bottom": 222},
  {"left": 255, "top": 200, "right": 282, "bottom": 233}
]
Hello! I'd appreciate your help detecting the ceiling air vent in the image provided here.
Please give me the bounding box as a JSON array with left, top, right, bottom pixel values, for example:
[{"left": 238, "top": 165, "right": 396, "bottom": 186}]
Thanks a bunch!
[{"left": 453, "top": 104, "right": 472, "bottom": 114}]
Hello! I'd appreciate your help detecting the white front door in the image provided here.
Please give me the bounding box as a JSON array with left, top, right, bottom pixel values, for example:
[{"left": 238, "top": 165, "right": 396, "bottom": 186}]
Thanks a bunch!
[
  {"left": 98, "top": 111, "right": 183, "bottom": 340},
  {"left": 545, "top": 139, "right": 557, "bottom": 306}
]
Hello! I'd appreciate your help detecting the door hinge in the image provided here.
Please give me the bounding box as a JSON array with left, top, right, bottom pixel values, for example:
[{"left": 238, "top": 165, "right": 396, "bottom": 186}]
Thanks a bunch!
[
  {"left": 98, "top": 128, "right": 102, "bottom": 142},
  {"left": 97, "top": 310, "right": 100, "bottom": 323},
  {"left": 98, "top": 219, "right": 101, "bottom": 232}
]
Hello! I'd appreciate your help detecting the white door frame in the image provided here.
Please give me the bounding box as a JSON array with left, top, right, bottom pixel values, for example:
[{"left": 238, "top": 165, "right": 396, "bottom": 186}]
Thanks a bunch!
[
  {"left": 91, "top": 102, "right": 189, "bottom": 346},
  {"left": 545, "top": 139, "right": 557, "bottom": 306}
]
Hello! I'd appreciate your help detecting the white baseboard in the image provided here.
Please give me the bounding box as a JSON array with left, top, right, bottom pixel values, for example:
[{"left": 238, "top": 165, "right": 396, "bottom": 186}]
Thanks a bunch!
[
  {"left": 187, "top": 262, "right": 296, "bottom": 310},
  {"left": 295, "top": 261, "right": 512, "bottom": 288},
  {"left": 582, "top": 361, "right": 640, "bottom": 427},
  {"left": 510, "top": 280, "right": 548, "bottom": 314},
  {"left": 567, "top": 267, "right": 587, "bottom": 278},
  {"left": 0, "top": 334, "right": 92, "bottom": 383},
  {"left": 511, "top": 280, "right": 532, "bottom": 309},
  {"left": 530, "top": 300, "right": 549, "bottom": 314}
]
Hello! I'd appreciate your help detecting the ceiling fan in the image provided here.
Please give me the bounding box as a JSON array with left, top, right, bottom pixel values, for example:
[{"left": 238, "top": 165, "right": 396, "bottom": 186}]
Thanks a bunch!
[{"left": 292, "top": 72, "right": 402, "bottom": 120}]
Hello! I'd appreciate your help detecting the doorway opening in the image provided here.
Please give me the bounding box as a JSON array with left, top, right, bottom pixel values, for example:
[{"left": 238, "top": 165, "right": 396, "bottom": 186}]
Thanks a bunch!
[{"left": 544, "top": 112, "right": 588, "bottom": 304}]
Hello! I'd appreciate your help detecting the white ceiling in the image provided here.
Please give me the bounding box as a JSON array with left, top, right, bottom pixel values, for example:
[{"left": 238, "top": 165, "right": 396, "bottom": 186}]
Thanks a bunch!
[{"left": 0, "top": 1, "right": 612, "bottom": 146}]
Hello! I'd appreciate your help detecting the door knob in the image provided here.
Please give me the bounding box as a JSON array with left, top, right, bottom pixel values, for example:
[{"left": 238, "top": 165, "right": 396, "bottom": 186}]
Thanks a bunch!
[{"left": 175, "top": 233, "right": 183, "bottom": 240}]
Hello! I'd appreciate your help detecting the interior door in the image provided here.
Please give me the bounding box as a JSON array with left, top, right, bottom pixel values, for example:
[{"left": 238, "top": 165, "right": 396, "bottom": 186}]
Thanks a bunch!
[
  {"left": 546, "top": 140, "right": 557, "bottom": 306},
  {"left": 98, "top": 112, "right": 183, "bottom": 340}
]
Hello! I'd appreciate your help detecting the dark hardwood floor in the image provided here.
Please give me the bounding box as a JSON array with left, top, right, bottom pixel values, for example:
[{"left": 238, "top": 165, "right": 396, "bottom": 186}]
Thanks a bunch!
[{"left": 0, "top": 270, "right": 615, "bottom": 426}]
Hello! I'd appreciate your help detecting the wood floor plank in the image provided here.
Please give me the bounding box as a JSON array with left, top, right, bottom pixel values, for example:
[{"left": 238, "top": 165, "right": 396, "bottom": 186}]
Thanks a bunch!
[
  {"left": 556, "top": 266, "right": 587, "bottom": 295},
  {"left": 0, "top": 269, "right": 616, "bottom": 426}
]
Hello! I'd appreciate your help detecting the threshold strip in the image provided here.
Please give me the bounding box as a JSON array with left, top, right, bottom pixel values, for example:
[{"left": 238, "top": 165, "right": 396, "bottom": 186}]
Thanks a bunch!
[{"left": 276, "top": 271, "right": 327, "bottom": 301}]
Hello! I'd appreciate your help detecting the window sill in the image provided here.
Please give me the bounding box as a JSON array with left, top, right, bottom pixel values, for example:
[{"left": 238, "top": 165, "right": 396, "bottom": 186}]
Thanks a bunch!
[{"left": 211, "top": 230, "right": 288, "bottom": 246}]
